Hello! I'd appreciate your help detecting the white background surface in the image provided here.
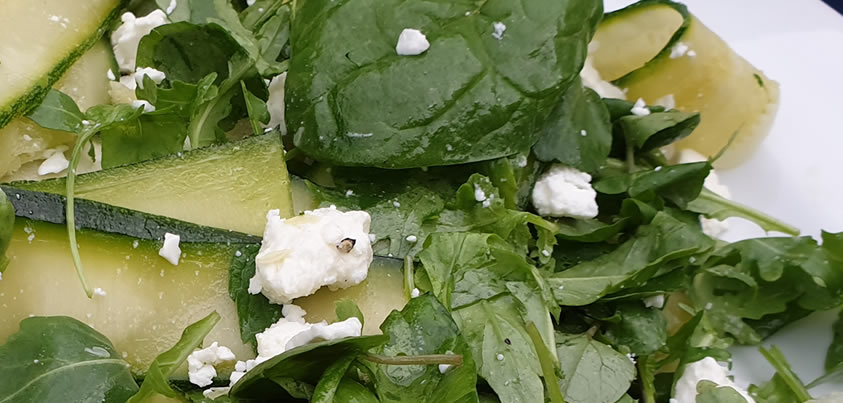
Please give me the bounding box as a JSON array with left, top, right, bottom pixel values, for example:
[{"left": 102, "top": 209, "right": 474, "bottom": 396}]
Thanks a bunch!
[{"left": 605, "top": 0, "right": 843, "bottom": 396}]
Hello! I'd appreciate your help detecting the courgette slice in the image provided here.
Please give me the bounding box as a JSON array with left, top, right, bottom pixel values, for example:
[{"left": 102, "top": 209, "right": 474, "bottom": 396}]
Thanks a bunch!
[
  {"left": 0, "top": 40, "right": 115, "bottom": 180},
  {"left": 9, "top": 134, "right": 307, "bottom": 236},
  {"left": 0, "top": 0, "right": 126, "bottom": 129},
  {"left": 0, "top": 188, "right": 406, "bottom": 376},
  {"left": 590, "top": 0, "right": 780, "bottom": 167}
]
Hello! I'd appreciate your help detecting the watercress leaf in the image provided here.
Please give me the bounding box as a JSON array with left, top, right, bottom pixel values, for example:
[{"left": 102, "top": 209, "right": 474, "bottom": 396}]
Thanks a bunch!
[
  {"left": 533, "top": 78, "right": 613, "bottom": 173},
  {"left": 686, "top": 189, "right": 799, "bottom": 236},
  {"left": 335, "top": 299, "right": 365, "bottom": 327},
  {"left": 230, "top": 335, "right": 387, "bottom": 399},
  {"left": 288, "top": 0, "right": 603, "bottom": 168},
  {"left": 554, "top": 332, "right": 636, "bottom": 403},
  {"left": 128, "top": 311, "right": 221, "bottom": 402},
  {"left": 311, "top": 355, "right": 357, "bottom": 403},
  {"left": 333, "top": 378, "right": 380, "bottom": 403},
  {"left": 371, "top": 294, "right": 478, "bottom": 403},
  {"left": 454, "top": 298, "right": 545, "bottom": 403},
  {"left": 100, "top": 112, "right": 189, "bottom": 168},
  {"left": 241, "top": 81, "right": 270, "bottom": 135},
  {"left": 550, "top": 212, "right": 713, "bottom": 306},
  {"left": 228, "top": 245, "right": 282, "bottom": 346},
  {"left": 629, "top": 162, "right": 711, "bottom": 209},
  {"left": 617, "top": 110, "right": 700, "bottom": 152},
  {"left": 0, "top": 316, "right": 138, "bottom": 402},
  {"left": 695, "top": 380, "right": 750, "bottom": 403},
  {"left": 601, "top": 303, "right": 668, "bottom": 356},
  {"left": 25, "top": 89, "right": 85, "bottom": 133}
]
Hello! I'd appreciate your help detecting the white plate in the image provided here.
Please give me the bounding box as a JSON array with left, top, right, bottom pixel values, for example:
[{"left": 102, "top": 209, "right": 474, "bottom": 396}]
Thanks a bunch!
[{"left": 605, "top": 0, "right": 843, "bottom": 396}]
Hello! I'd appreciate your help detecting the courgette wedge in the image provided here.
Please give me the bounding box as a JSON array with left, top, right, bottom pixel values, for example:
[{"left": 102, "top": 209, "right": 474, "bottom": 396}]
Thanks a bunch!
[
  {"left": 8, "top": 134, "right": 308, "bottom": 236},
  {"left": 590, "top": 0, "right": 779, "bottom": 167},
  {"left": 0, "top": 187, "right": 405, "bottom": 376},
  {"left": 0, "top": 0, "right": 126, "bottom": 129}
]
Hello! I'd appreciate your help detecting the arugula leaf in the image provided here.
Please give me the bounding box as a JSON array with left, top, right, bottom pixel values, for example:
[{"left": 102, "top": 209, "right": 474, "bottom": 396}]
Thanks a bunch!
[
  {"left": 617, "top": 110, "right": 700, "bottom": 153},
  {"left": 750, "top": 374, "right": 800, "bottom": 403},
  {"left": 241, "top": 81, "right": 270, "bottom": 135},
  {"left": 691, "top": 233, "right": 843, "bottom": 344},
  {"left": 555, "top": 217, "right": 629, "bottom": 243},
  {"left": 533, "top": 78, "right": 613, "bottom": 173},
  {"left": 288, "top": 0, "right": 603, "bottom": 168},
  {"left": 228, "top": 245, "right": 282, "bottom": 346},
  {"left": 695, "top": 380, "right": 750, "bottom": 403},
  {"left": 128, "top": 311, "right": 221, "bottom": 402},
  {"left": 629, "top": 162, "right": 711, "bottom": 209},
  {"left": 602, "top": 303, "right": 668, "bottom": 356},
  {"left": 370, "top": 295, "right": 478, "bottom": 403},
  {"left": 0, "top": 316, "right": 138, "bottom": 402},
  {"left": 480, "top": 153, "right": 542, "bottom": 210},
  {"left": 230, "top": 336, "right": 387, "bottom": 399},
  {"left": 554, "top": 332, "right": 636, "bottom": 403},
  {"left": 756, "top": 346, "right": 812, "bottom": 402},
  {"left": 335, "top": 299, "right": 365, "bottom": 327},
  {"left": 550, "top": 212, "right": 713, "bottom": 306},
  {"left": 687, "top": 189, "right": 799, "bottom": 236}
]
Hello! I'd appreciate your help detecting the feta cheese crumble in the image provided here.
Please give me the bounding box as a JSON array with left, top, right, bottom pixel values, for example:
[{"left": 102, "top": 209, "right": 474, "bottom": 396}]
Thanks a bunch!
[
  {"left": 228, "top": 304, "right": 363, "bottom": 386},
  {"left": 474, "top": 185, "right": 487, "bottom": 202},
  {"left": 643, "top": 294, "right": 665, "bottom": 309},
  {"left": 491, "top": 22, "right": 506, "bottom": 40},
  {"left": 248, "top": 207, "right": 373, "bottom": 304},
  {"left": 130, "top": 100, "right": 156, "bottom": 113},
  {"left": 630, "top": 98, "right": 651, "bottom": 116},
  {"left": 166, "top": 0, "right": 178, "bottom": 14},
  {"left": 187, "top": 342, "right": 236, "bottom": 387},
  {"left": 133, "top": 67, "right": 166, "bottom": 89},
  {"left": 37, "top": 148, "right": 69, "bottom": 176},
  {"left": 678, "top": 149, "right": 732, "bottom": 238},
  {"left": 673, "top": 357, "right": 755, "bottom": 403},
  {"left": 410, "top": 288, "right": 421, "bottom": 298},
  {"left": 531, "top": 164, "right": 599, "bottom": 219},
  {"left": 396, "top": 29, "right": 430, "bottom": 56},
  {"left": 580, "top": 55, "right": 626, "bottom": 99},
  {"left": 266, "top": 72, "right": 287, "bottom": 134},
  {"left": 111, "top": 10, "right": 168, "bottom": 73},
  {"left": 92, "top": 288, "right": 107, "bottom": 297},
  {"left": 158, "top": 233, "right": 182, "bottom": 265},
  {"left": 670, "top": 42, "right": 690, "bottom": 59},
  {"left": 439, "top": 363, "right": 452, "bottom": 374},
  {"left": 654, "top": 94, "right": 676, "bottom": 110}
]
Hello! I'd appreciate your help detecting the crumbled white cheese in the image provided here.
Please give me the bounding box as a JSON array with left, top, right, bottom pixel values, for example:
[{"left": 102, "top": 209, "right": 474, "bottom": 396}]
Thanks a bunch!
[
  {"left": 187, "top": 342, "right": 236, "bottom": 387},
  {"left": 670, "top": 42, "right": 690, "bottom": 59},
  {"left": 134, "top": 67, "right": 166, "bottom": 90},
  {"left": 474, "top": 185, "right": 487, "bottom": 202},
  {"left": 111, "top": 10, "right": 168, "bottom": 73},
  {"left": 531, "top": 164, "right": 598, "bottom": 219},
  {"left": 496, "top": 353, "right": 504, "bottom": 361},
  {"left": 580, "top": 56, "right": 626, "bottom": 99},
  {"left": 654, "top": 94, "right": 676, "bottom": 110},
  {"left": 266, "top": 72, "right": 287, "bottom": 134},
  {"left": 107, "top": 69, "right": 116, "bottom": 81},
  {"left": 491, "top": 22, "right": 506, "bottom": 40},
  {"left": 246, "top": 0, "right": 256, "bottom": 6},
  {"left": 439, "top": 364, "right": 452, "bottom": 374},
  {"left": 119, "top": 75, "right": 138, "bottom": 90},
  {"left": 166, "top": 0, "right": 178, "bottom": 14},
  {"left": 158, "top": 233, "right": 182, "bottom": 265},
  {"left": 673, "top": 357, "right": 755, "bottom": 403},
  {"left": 131, "top": 100, "right": 156, "bottom": 112},
  {"left": 410, "top": 288, "right": 421, "bottom": 298},
  {"left": 92, "top": 288, "right": 107, "bottom": 297},
  {"left": 678, "top": 149, "right": 732, "bottom": 238},
  {"left": 643, "top": 294, "right": 665, "bottom": 309},
  {"left": 396, "top": 29, "right": 430, "bottom": 56},
  {"left": 228, "top": 304, "right": 363, "bottom": 386},
  {"left": 406, "top": 235, "right": 418, "bottom": 243},
  {"left": 630, "top": 98, "right": 651, "bottom": 116},
  {"left": 248, "top": 207, "right": 373, "bottom": 304},
  {"left": 37, "top": 148, "right": 69, "bottom": 176}
]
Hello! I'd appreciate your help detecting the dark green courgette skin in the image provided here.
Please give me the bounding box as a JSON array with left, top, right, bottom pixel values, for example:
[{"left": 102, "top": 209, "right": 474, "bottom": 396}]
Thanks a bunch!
[
  {"left": 0, "top": 188, "right": 13, "bottom": 270},
  {"left": 0, "top": 185, "right": 259, "bottom": 245}
]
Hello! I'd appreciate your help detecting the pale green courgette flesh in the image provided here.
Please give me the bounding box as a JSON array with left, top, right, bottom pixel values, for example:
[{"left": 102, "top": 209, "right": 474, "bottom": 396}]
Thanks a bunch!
[{"left": 0, "top": 0, "right": 126, "bottom": 128}]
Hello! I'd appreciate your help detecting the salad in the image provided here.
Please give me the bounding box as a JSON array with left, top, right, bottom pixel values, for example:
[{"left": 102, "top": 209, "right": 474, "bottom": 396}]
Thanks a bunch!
[{"left": 0, "top": 0, "right": 841, "bottom": 402}]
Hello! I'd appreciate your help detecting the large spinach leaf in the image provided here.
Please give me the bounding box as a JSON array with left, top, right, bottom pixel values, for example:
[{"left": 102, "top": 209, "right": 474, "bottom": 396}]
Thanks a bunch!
[
  {"left": 0, "top": 316, "right": 138, "bottom": 402},
  {"left": 554, "top": 332, "right": 636, "bottom": 403},
  {"left": 228, "top": 245, "right": 282, "bottom": 347},
  {"left": 128, "top": 312, "right": 221, "bottom": 402},
  {"left": 371, "top": 294, "right": 478, "bottom": 403},
  {"left": 533, "top": 78, "right": 613, "bottom": 173},
  {"left": 288, "top": 0, "right": 603, "bottom": 168}
]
